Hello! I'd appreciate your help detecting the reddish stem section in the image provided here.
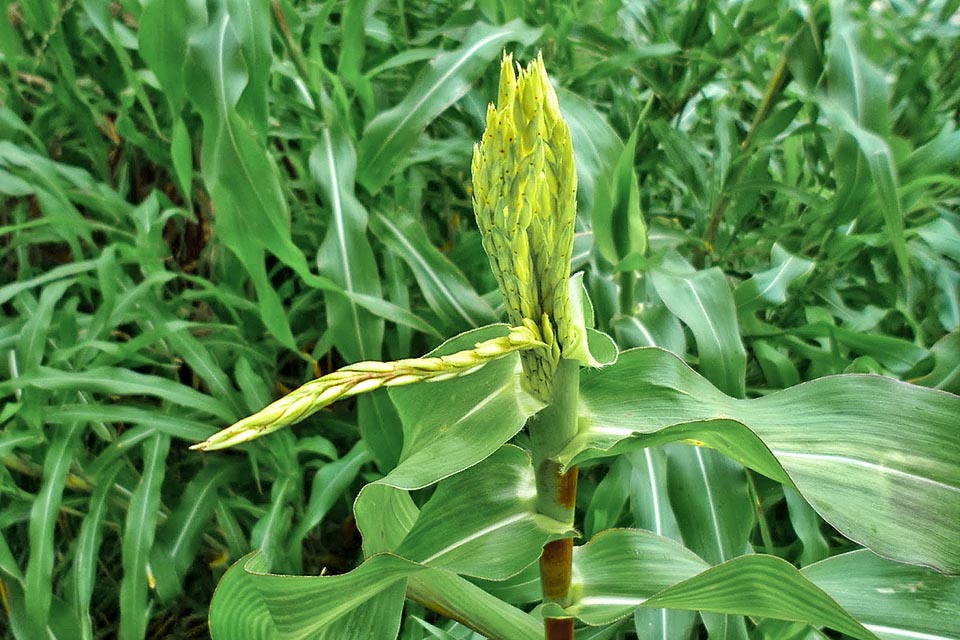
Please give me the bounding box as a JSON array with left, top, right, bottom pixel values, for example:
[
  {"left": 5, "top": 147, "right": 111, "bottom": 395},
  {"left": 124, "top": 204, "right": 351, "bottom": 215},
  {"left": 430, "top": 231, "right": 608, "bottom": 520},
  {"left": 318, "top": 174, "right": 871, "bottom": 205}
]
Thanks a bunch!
[
  {"left": 555, "top": 464, "right": 579, "bottom": 510},
  {"left": 544, "top": 617, "right": 575, "bottom": 640},
  {"left": 540, "top": 537, "right": 574, "bottom": 601},
  {"left": 541, "top": 465, "right": 580, "bottom": 638}
]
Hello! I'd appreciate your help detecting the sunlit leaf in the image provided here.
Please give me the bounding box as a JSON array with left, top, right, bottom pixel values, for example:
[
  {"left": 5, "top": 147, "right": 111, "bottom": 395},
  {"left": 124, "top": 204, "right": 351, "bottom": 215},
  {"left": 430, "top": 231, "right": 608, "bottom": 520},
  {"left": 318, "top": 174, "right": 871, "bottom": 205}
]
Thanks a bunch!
[{"left": 568, "top": 347, "right": 960, "bottom": 574}]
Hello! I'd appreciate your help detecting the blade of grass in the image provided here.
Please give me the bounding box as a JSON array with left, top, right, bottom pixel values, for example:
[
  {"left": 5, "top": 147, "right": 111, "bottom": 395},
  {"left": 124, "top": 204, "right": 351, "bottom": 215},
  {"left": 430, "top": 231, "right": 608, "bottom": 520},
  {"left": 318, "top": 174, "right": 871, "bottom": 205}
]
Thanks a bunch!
[{"left": 120, "top": 433, "right": 171, "bottom": 640}]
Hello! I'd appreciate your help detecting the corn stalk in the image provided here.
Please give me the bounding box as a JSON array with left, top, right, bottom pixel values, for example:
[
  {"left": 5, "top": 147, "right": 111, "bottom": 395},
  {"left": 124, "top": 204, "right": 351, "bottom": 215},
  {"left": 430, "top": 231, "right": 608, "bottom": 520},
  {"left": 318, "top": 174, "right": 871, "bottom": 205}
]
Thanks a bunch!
[{"left": 471, "top": 53, "right": 582, "bottom": 639}]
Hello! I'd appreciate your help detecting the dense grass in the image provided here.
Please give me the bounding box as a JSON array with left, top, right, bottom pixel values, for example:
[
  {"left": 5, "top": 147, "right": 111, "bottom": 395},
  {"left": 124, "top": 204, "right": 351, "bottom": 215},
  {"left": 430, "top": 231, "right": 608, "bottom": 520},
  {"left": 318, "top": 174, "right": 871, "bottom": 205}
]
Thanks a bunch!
[{"left": 1, "top": 1, "right": 958, "bottom": 638}]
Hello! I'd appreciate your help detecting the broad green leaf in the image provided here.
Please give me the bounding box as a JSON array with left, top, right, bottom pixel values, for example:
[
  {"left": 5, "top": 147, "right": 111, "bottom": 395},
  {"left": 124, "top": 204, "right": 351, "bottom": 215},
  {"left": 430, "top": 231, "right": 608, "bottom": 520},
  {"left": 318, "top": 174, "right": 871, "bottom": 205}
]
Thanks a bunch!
[
  {"left": 471, "top": 560, "right": 542, "bottom": 606},
  {"left": 568, "top": 347, "right": 960, "bottom": 574},
  {"left": 210, "top": 552, "right": 416, "bottom": 639},
  {"left": 209, "top": 552, "right": 281, "bottom": 639},
  {"left": 357, "top": 20, "right": 542, "bottom": 193},
  {"left": 626, "top": 450, "right": 681, "bottom": 542},
  {"left": 734, "top": 244, "right": 815, "bottom": 313},
  {"left": 384, "top": 325, "right": 543, "bottom": 489},
  {"left": 120, "top": 434, "right": 171, "bottom": 640},
  {"left": 395, "top": 445, "right": 570, "bottom": 579},
  {"left": 666, "top": 446, "right": 753, "bottom": 566},
  {"left": 644, "top": 555, "right": 877, "bottom": 640},
  {"left": 369, "top": 207, "right": 496, "bottom": 331},
  {"left": 355, "top": 483, "right": 420, "bottom": 558},
  {"left": 803, "top": 550, "right": 960, "bottom": 640},
  {"left": 651, "top": 256, "right": 746, "bottom": 397},
  {"left": 360, "top": 449, "right": 563, "bottom": 583},
  {"left": 406, "top": 567, "right": 543, "bottom": 640},
  {"left": 311, "top": 125, "right": 383, "bottom": 363},
  {"left": 315, "top": 583, "right": 406, "bottom": 640},
  {"left": 564, "top": 528, "right": 709, "bottom": 625}
]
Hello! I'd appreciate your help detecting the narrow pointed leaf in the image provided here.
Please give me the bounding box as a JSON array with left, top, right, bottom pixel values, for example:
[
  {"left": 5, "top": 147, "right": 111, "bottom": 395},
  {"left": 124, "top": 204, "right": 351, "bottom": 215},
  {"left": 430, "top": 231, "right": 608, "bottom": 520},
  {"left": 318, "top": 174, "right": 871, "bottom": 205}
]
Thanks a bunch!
[
  {"left": 25, "top": 421, "right": 83, "bottom": 635},
  {"left": 290, "top": 443, "right": 372, "bottom": 554},
  {"left": 70, "top": 461, "right": 123, "bottom": 640},
  {"left": 357, "top": 20, "right": 542, "bottom": 193},
  {"left": 311, "top": 126, "right": 383, "bottom": 363},
  {"left": 735, "top": 244, "right": 815, "bottom": 313},
  {"left": 651, "top": 260, "right": 746, "bottom": 397},
  {"left": 369, "top": 208, "right": 496, "bottom": 331},
  {"left": 120, "top": 434, "right": 171, "bottom": 640}
]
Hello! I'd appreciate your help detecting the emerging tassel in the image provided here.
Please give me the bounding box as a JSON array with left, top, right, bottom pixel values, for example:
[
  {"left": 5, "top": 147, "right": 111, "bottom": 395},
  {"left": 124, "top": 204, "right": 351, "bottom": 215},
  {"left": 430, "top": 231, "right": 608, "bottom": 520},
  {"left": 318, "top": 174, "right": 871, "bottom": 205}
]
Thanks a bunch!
[{"left": 471, "top": 52, "right": 579, "bottom": 401}]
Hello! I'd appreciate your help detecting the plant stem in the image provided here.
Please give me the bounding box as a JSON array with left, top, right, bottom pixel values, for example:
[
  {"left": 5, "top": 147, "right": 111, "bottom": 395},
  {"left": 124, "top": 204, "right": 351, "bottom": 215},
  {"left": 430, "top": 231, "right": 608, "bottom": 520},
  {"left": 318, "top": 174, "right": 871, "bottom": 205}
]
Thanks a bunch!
[
  {"left": 527, "top": 358, "right": 581, "bottom": 638},
  {"left": 702, "top": 52, "right": 791, "bottom": 253}
]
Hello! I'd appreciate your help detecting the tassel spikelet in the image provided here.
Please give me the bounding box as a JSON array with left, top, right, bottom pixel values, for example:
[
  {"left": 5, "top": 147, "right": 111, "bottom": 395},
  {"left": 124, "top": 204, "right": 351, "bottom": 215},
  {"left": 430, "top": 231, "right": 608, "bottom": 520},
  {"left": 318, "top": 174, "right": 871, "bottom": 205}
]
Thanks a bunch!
[
  {"left": 471, "top": 52, "right": 578, "bottom": 401},
  {"left": 192, "top": 324, "right": 545, "bottom": 451}
]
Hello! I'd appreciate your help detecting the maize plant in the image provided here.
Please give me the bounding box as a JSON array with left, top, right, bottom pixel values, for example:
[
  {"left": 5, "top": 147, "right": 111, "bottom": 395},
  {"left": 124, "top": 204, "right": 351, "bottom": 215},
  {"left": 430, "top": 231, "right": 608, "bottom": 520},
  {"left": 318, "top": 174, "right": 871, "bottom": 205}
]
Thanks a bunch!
[{"left": 196, "top": 52, "right": 960, "bottom": 640}]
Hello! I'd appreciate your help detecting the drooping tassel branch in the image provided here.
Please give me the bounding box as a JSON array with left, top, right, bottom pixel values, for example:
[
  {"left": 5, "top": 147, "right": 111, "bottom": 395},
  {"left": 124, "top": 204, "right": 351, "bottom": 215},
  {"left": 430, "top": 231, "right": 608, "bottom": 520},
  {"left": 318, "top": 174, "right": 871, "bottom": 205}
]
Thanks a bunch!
[{"left": 192, "top": 323, "right": 545, "bottom": 451}]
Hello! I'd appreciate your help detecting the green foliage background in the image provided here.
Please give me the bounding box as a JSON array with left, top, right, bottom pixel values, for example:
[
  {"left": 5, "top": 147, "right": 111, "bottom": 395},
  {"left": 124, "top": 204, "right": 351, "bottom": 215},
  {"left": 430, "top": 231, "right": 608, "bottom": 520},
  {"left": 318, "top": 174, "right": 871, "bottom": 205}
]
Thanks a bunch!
[{"left": 1, "top": 0, "right": 958, "bottom": 638}]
